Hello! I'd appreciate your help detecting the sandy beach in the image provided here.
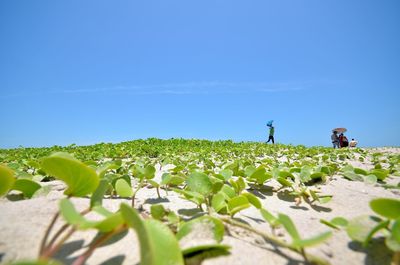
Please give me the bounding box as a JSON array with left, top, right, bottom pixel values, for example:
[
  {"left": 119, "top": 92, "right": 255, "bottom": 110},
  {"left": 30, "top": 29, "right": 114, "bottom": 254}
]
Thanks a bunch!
[{"left": 1, "top": 147, "right": 399, "bottom": 265}]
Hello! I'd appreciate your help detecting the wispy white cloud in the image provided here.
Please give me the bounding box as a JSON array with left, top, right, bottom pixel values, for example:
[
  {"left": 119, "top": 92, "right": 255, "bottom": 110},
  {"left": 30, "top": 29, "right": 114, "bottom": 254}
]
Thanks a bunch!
[
  {"left": 1, "top": 81, "right": 313, "bottom": 98},
  {"left": 60, "top": 81, "right": 309, "bottom": 95}
]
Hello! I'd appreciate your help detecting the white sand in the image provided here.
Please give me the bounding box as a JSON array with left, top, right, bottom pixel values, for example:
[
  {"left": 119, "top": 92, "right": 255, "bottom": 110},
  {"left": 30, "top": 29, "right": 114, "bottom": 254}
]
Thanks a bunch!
[{"left": 0, "top": 148, "right": 399, "bottom": 265}]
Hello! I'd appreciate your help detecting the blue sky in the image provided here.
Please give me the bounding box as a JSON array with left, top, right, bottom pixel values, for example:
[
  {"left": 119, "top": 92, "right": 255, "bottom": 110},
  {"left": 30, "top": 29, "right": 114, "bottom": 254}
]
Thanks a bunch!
[{"left": 1, "top": 0, "right": 399, "bottom": 148}]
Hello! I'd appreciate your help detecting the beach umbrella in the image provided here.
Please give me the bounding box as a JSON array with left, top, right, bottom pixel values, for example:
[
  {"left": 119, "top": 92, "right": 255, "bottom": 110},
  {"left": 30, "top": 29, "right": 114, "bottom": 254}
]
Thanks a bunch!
[{"left": 332, "top": 127, "right": 347, "bottom": 133}]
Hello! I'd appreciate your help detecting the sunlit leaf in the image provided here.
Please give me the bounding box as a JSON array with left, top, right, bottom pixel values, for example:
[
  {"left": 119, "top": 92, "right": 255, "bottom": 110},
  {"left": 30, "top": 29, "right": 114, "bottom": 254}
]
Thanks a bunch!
[
  {"left": 219, "top": 169, "right": 233, "bottom": 180},
  {"left": 115, "top": 178, "right": 133, "bottom": 197},
  {"left": 41, "top": 152, "right": 99, "bottom": 197},
  {"left": 242, "top": 192, "right": 261, "bottom": 209},
  {"left": 186, "top": 172, "right": 213, "bottom": 196},
  {"left": 278, "top": 213, "right": 300, "bottom": 241},
  {"left": 369, "top": 169, "right": 389, "bottom": 181},
  {"left": 342, "top": 172, "right": 364, "bottom": 182},
  {"left": 354, "top": 168, "right": 368, "bottom": 175},
  {"left": 120, "top": 203, "right": 184, "bottom": 265},
  {"left": 370, "top": 198, "right": 400, "bottom": 219},
  {"left": 260, "top": 208, "right": 280, "bottom": 227},
  {"left": 212, "top": 192, "right": 227, "bottom": 213},
  {"left": 59, "top": 198, "right": 94, "bottom": 229},
  {"left": 227, "top": 195, "right": 250, "bottom": 216},
  {"left": 90, "top": 179, "right": 111, "bottom": 208},
  {"left": 177, "top": 216, "right": 229, "bottom": 256},
  {"left": 292, "top": 231, "right": 332, "bottom": 248},
  {"left": 95, "top": 212, "right": 124, "bottom": 232},
  {"left": 12, "top": 179, "right": 41, "bottom": 198},
  {"left": 0, "top": 164, "right": 15, "bottom": 197},
  {"left": 151, "top": 204, "right": 167, "bottom": 220}
]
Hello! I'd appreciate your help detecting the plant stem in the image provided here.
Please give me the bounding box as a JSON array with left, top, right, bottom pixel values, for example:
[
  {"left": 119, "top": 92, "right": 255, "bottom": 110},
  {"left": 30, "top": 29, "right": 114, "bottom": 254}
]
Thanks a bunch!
[
  {"left": 131, "top": 178, "right": 144, "bottom": 207},
  {"left": 45, "top": 208, "right": 90, "bottom": 251},
  {"left": 38, "top": 211, "right": 59, "bottom": 256},
  {"left": 219, "top": 216, "right": 330, "bottom": 265},
  {"left": 392, "top": 251, "right": 400, "bottom": 265},
  {"left": 40, "top": 227, "right": 76, "bottom": 259},
  {"left": 72, "top": 226, "right": 126, "bottom": 265},
  {"left": 156, "top": 187, "right": 161, "bottom": 198}
]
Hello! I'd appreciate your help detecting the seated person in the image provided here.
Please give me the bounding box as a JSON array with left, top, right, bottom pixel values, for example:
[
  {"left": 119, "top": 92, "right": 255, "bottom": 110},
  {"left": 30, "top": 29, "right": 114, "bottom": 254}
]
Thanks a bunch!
[{"left": 349, "top": 138, "right": 358, "bottom": 148}]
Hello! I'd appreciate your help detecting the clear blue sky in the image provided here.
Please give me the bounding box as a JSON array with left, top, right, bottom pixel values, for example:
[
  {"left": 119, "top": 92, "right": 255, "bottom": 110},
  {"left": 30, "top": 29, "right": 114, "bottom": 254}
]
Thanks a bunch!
[{"left": 1, "top": 0, "right": 399, "bottom": 148}]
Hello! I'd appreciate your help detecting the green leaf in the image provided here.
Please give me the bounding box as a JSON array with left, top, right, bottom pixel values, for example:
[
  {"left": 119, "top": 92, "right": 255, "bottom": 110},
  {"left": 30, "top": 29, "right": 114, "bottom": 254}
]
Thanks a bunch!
[
  {"left": 94, "top": 212, "right": 124, "bottom": 232},
  {"left": 177, "top": 216, "right": 224, "bottom": 242},
  {"left": 386, "top": 235, "right": 400, "bottom": 252},
  {"left": 186, "top": 172, "right": 213, "bottom": 196},
  {"left": 148, "top": 179, "right": 160, "bottom": 188},
  {"left": 299, "top": 166, "right": 312, "bottom": 182},
  {"left": 393, "top": 219, "right": 400, "bottom": 243},
  {"left": 41, "top": 152, "right": 99, "bottom": 197},
  {"left": 219, "top": 169, "right": 233, "bottom": 180},
  {"left": 346, "top": 215, "right": 380, "bottom": 242},
  {"left": 96, "top": 162, "right": 120, "bottom": 178},
  {"left": 342, "top": 172, "right": 364, "bottom": 181},
  {"left": 278, "top": 171, "right": 294, "bottom": 180},
  {"left": 167, "top": 211, "right": 180, "bottom": 225},
  {"left": 320, "top": 166, "right": 332, "bottom": 175},
  {"left": 143, "top": 165, "right": 156, "bottom": 179},
  {"left": 260, "top": 208, "right": 280, "bottom": 227},
  {"left": 229, "top": 176, "right": 246, "bottom": 194},
  {"left": 277, "top": 177, "right": 293, "bottom": 187},
  {"left": 242, "top": 192, "right": 262, "bottom": 209},
  {"left": 318, "top": 195, "right": 332, "bottom": 204},
  {"left": 151, "top": 204, "right": 167, "bottom": 220},
  {"left": 12, "top": 179, "right": 41, "bottom": 198},
  {"left": 0, "top": 164, "right": 15, "bottom": 197},
  {"left": 59, "top": 199, "right": 94, "bottom": 229},
  {"left": 26, "top": 160, "right": 41, "bottom": 169},
  {"left": 120, "top": 203, "right": 184, "bottom": 265},
  {"left": 369, "top": 169, "right": 389, "bottom": 181},
  {"left": 309, "top": 190, "right": 318, "bottom": 201},
  {"left": 90, "top": 179, "right": 111, "bottom": 208},
  {"left": 331, "top": 217, "right": 349, "bottom": 227},
  {"left": 370, "top": 198, "right": 400, "bottom": 219},
  {"left": 115, "top": 178, "right": 133, "bottom": 197},
  {"left": 172, "top": 188, "right": 205, "bottom": 206},
  {"left": 92, "top": 205, "right": 113, "bottom": 217},
  {"left": 161, "top": 173, "right": 185, "bottom": 186},
  {"left": 248, "top": 167, "right": 269, "bottom": 185},
  {"left": 278, "top": 213, "right": 301, "bottom": 241},
  {"left": 221, "top": 184, "right": 236, "bottom": 199},
  {"left": 292, "top": 231, "right": 332, "bottom": 248},
  {"left": 211, "top": 192, "right": 227, "bottom": 213},
  {"left": 244, "top": 165, "right": 256, "bottom": 177},
  {"left": 227, "top": 195, "right": 250, "bottom": 216},
  {"left": 211, "top": 180, "right": 223, "bottom": 194},
  {"left": 354, "top": 168, "right": 368, "bottom": 175},
  {"left": 176, "top": 216, "right": 228, "bottom": 255},
  {"left": 364, "top": 174, "right": 377, "bottom": 185}
]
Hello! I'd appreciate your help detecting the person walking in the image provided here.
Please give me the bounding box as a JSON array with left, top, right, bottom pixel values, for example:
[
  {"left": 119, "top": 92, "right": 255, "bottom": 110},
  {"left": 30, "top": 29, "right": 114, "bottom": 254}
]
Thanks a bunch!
[
  {"left": 331, "top": 131, "right": 340, "bottom": 148},
  {"left": 267, "top": 124, "right": 275, "bottom": 144}
]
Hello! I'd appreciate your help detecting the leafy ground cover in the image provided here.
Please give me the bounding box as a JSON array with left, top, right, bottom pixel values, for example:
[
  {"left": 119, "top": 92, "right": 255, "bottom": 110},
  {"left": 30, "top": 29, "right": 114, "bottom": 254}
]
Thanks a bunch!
[{"left": 0, "top": 139, "right": 399, "bottom": 265}]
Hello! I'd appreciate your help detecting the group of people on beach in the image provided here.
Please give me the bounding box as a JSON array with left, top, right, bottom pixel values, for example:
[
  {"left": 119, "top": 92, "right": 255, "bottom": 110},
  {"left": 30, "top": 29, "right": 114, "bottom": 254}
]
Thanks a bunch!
[
  {"left": 331, "top": 131, "right": 357, "bottom": 148},
  {"left": 266, "top": 121, "right": 358, "bottom": 148}
]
